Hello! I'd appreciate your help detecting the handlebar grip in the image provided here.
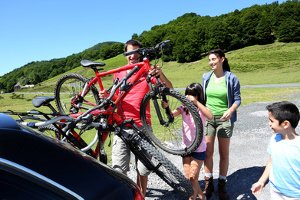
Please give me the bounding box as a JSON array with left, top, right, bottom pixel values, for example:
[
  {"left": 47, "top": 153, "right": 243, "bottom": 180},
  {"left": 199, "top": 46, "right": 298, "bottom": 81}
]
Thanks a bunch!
[
  {"left": 155, "top": 40, "right": 170, "bottom": 49},
  {"left": 20, "top": 121, "right": 36, "bottom": 128},
  {"left": 123, "top": 48, "right": 141, "bottom": 57},
  {"left": 123, "top": 40, "right": 170, "bottom": 60}
]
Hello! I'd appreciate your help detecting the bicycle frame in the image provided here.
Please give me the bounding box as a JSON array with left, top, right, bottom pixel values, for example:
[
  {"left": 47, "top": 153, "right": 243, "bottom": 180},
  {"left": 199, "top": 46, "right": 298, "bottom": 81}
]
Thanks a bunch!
[
  {"left": 77, "top": 55, "right": 173, "bottom": 127},
  {"left": 55, "top": 56, "right": 160, "bottom": 162},
  {"left": 80, "top": 57, "right": 153, "bottom": 107}
]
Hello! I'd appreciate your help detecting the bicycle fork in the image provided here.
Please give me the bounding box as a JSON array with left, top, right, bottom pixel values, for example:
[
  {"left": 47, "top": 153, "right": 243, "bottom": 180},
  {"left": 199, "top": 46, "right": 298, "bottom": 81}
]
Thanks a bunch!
[{"left": 149, "top": 85, "right": 174, "bottom": 126}]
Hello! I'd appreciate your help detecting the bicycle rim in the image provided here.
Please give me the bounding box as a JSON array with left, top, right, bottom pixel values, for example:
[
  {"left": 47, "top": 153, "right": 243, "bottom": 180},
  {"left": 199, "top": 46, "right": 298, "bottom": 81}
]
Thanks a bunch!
[
  {"left": 54, "top": 73, "right": 100, "bottom": 115},
  {"left": 140, "top": 87, "right": 203, "bottom": 156},
  {"left": 130, "top": 136, "right": 193, "bottom": 198},
  {"left": 39, "top": 124, "right": 99, "bottom": 159}
]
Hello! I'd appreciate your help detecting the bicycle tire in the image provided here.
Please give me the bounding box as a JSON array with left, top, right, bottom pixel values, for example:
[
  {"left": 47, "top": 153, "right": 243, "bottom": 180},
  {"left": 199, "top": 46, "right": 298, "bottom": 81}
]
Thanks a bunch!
[
  {"left": 129, "top": 135, "right": 193, "bottom": 198},
  {"left": 38, "top": 125, "right": 62, "bottom": 140},
  {"left": 140, "top": 87, "right": 203, "bottom": 156},
  {"left": 54, "top": 73, "right": 100, "bottom": 115},
  {"left": 39, "top": 124, "right": 99, "bottom": 159}
]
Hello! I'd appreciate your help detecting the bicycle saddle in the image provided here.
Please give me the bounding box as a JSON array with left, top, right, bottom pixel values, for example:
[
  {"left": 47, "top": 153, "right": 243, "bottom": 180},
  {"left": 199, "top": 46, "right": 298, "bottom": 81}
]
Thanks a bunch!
[
  {"left": 32, "top": 96, "right": 55, "bottom": 108},
  {"left": 80, "top": 59, "right": 105, "bottom": 68}
]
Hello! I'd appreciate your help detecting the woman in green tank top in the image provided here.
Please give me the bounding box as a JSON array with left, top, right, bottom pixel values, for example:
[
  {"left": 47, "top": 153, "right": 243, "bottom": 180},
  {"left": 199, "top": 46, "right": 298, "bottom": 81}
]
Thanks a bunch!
[{"left": 202, "top": 49, "right": 241, "bottom": 200}]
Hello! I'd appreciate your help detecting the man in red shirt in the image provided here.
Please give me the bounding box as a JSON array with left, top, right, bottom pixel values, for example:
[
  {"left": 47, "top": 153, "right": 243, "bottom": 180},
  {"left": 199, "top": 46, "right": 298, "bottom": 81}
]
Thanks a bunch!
[{"left": 112, "top": 39, "right": 173, "bottom": 197}]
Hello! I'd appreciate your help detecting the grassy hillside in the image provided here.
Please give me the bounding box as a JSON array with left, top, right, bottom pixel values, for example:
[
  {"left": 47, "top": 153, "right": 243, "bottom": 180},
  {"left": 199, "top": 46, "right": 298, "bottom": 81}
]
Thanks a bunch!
[
  {"left": 161, "top": 42, "right": 300, "bottom": 88},
  {"left": 2, "top": 42, "right": 300, "bottom": 108},
  {"left": 28, "top": 42, "right": 300, "bottom": 91}
]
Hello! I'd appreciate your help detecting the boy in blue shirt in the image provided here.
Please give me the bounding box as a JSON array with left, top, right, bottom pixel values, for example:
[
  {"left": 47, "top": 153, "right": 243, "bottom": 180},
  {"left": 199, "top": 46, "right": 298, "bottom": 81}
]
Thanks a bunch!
[{"left": 251, "top": 101, "right": 300, "bottom": 199}]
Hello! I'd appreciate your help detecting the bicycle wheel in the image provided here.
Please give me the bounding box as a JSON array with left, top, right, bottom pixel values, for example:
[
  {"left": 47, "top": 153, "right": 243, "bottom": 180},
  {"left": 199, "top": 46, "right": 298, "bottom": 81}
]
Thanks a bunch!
[
  {"left": 39, "top": 124, "right": 99, "bottom": 159},
  {"left": 128, "top": 135, "right": 193, "bottom": 198},
  {"left": 38, "top": 125, "right": 62, "bottom": 140},
  {"left": 54, "top": 73, "right": 100, "bottom": 115},
  {"left": 140, "top": 87, "right": 203, "bottom": 156}
]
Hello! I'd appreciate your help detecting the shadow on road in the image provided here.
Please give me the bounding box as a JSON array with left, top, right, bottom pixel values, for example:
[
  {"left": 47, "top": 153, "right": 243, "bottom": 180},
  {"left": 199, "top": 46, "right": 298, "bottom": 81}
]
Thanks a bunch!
[
  {"left": 146, "top": 166, "right": 266, "bottom": 200},
  {"left": 199, "top": 166, "right": 265, "bottom": 200},
  {"left": 227, "top": 166, "right": 265, "bottom": 200}
]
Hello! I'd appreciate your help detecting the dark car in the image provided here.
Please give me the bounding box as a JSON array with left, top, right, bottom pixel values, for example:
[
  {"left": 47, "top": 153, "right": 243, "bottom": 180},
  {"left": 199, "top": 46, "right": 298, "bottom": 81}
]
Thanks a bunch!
[{"left": 0, "top": 113, "right": 144, "bottom": 200}]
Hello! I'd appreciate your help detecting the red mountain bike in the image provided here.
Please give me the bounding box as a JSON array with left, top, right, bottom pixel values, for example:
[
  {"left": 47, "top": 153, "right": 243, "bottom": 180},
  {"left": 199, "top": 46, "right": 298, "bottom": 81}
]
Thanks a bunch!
[
  {"left": 54, "top": 40, "right": 203, "bottom": 156},
  {"left": 3, "top": 93, "right": 194, "bottom": 197}
]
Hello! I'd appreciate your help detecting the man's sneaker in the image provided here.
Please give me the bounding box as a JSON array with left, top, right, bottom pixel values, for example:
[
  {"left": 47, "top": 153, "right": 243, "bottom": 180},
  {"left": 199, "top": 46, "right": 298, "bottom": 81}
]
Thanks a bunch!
[
  {"left": 204, "top": 177, "right": 214, "bottom": 198},
  {"left": 218, "top": 178, "right": 229, "bottom": 200}
]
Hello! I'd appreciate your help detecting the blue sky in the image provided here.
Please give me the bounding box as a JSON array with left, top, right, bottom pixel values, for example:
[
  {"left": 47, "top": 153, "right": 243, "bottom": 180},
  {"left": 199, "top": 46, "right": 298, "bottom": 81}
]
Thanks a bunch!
[{"left": 0, "top": 0, "right": 286, "bottom": 76}]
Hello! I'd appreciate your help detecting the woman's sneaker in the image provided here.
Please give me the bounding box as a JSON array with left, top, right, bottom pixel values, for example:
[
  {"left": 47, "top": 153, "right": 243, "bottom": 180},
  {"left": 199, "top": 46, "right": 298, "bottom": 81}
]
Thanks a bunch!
[{"left": 218, "top": 178, "right": 229, "bottom": 200}]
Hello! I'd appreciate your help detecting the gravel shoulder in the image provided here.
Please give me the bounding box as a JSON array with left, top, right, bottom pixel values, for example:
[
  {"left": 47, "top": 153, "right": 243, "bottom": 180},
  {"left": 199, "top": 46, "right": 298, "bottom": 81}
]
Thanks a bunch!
[{"left": 128, "top": 95, "right": 300, "bottom": 200}]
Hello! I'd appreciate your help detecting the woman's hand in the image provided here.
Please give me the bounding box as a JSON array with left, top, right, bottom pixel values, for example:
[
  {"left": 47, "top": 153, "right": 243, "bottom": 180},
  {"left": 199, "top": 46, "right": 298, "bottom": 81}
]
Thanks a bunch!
[{"left": 220, "top": 109, "right": 232, "bottom": 121}]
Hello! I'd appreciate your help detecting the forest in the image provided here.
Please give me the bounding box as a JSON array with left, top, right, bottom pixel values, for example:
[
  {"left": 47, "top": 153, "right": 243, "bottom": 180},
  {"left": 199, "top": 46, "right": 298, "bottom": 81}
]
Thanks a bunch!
[{"left": 0, "top": 0, "right": 299, "bottom": 92}]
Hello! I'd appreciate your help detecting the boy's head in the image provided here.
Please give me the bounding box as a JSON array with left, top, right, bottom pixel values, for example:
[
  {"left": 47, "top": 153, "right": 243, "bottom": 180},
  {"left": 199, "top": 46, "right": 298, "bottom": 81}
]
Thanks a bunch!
[{"left": 266, "top": 101, "right": 300, "bottom": 129}]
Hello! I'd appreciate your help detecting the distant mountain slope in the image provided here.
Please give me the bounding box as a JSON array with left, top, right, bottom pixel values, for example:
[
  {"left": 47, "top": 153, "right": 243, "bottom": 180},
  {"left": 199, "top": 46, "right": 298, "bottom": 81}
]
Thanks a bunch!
[{"left": 24, "top": 42, "right": 300, "bottom": 93}]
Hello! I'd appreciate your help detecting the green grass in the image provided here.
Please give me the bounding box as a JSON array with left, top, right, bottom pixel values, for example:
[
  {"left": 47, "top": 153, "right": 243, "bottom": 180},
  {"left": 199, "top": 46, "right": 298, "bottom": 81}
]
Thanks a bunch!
[{"left": 241, "top": 87, "right": 300, "bottom": 106}]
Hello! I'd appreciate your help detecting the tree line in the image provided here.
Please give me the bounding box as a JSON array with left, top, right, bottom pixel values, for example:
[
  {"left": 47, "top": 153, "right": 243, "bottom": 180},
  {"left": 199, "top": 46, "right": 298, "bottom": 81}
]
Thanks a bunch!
[
  {"left": 0, "top": 0, "right": 299, "bottom": 92},
  {"left": 133, "top": 0, "right": 299, "bottom": 62}
]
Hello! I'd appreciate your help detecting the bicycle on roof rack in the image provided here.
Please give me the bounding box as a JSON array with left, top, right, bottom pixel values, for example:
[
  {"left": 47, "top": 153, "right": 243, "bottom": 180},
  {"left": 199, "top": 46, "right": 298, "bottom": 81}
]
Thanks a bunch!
[
  {"left": 0, "top": 96, "right": 99, "bottom": 158},
  {"left": 3, "top": 77, "right": 195, "bottom": 197},
  {"left": 54, "top": 40, "right": 203, "bottom": 156}
]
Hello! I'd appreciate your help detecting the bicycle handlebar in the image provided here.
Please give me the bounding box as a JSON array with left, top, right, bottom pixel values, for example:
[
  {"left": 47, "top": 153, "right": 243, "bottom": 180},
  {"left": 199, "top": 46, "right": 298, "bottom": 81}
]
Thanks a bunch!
[
  {"left": 19, "top": 115, "right": 75, "bottom": 128},
  {"left": 123, "top": 40, "right": 170, "bottom": 58}
]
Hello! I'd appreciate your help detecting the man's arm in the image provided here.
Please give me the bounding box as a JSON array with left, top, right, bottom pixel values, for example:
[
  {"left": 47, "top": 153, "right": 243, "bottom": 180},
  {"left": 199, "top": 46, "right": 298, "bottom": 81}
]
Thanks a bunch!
[{"left": 150, "top": 65, "right": 173, "bottom": 88}]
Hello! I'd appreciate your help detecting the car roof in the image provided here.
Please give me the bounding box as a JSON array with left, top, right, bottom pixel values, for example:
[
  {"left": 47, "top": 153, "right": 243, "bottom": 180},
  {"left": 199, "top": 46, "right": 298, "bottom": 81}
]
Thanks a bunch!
[{"left": 0, "top": 113, "right": 21, "bottom": 130}]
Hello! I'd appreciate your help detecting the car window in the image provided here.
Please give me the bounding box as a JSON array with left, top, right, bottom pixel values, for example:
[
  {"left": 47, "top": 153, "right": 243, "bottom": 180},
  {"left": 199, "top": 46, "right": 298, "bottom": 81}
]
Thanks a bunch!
[
  {"left": 0, "top": 158, "right": 83, "bottom": 200},
  {"left": 0, "top": 170, "right": 66, "bottom": 199}
]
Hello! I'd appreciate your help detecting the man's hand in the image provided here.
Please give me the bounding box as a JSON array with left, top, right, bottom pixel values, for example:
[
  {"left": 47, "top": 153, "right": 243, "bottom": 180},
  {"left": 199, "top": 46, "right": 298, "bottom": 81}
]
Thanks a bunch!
[
  {"left": 99, "top": 89, "right": 109, "bottom": 99},
  {"left": 149, "top": 65, "right": 162, "bottom": 77}
]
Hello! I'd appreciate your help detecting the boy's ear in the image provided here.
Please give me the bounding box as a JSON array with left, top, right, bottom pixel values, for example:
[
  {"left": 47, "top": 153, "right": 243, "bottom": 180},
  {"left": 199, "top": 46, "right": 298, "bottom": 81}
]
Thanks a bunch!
[{"left": 282, "top": 120, "right": 290, "bottom": 129}]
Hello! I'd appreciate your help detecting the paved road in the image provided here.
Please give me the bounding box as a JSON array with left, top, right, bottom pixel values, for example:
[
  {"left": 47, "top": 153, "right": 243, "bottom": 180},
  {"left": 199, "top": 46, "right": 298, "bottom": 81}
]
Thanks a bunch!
[{"left": 141, "top": 96, "right": 300, "bottom": 200}]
